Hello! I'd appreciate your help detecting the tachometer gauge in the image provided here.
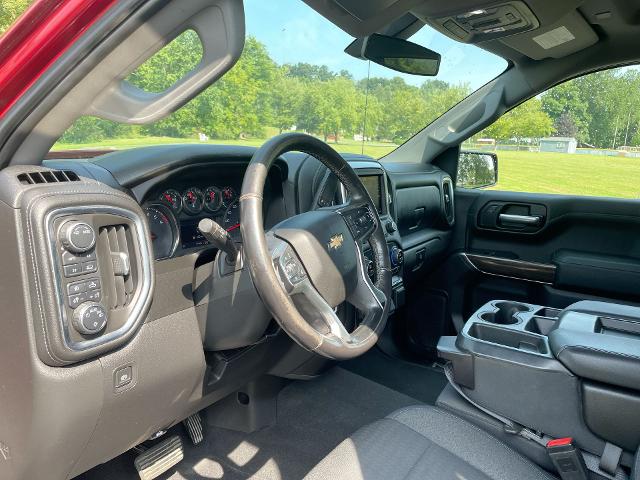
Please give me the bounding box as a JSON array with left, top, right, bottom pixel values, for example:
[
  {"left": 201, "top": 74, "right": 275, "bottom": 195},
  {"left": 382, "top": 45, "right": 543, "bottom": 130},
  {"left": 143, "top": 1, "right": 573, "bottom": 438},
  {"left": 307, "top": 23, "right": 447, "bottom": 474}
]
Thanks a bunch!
[
  {"left": 144, "top": 203, "right": 179, "bottom": 260},
  {"left": 159, "top": 189, "right": 182, "bottom": 214},
  {"left": 221, "top": 186, "right": 236, "bottom": 207},
  {"left": 222, "top": 199, "right": 241, "bottom": 241},
  {"left": 204, "top": 186, "right": 223, "bottom": 213},
  {"left": 182, "top": 187, "right": 204, "bottom": 215}
]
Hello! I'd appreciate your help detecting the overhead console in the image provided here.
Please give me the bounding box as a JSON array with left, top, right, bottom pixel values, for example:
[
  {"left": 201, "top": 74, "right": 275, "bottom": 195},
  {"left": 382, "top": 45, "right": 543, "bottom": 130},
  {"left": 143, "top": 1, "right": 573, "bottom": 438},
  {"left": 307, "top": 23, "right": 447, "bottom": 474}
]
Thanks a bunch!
[
  {"left": 429, "top": 1, "right": 539, "bottom": 43},
  {"left": 1, "top": 166, "right": 154, "bottom": 366},
  {"left": 438, "top": 298, "right": 640, "bottom": 462}
]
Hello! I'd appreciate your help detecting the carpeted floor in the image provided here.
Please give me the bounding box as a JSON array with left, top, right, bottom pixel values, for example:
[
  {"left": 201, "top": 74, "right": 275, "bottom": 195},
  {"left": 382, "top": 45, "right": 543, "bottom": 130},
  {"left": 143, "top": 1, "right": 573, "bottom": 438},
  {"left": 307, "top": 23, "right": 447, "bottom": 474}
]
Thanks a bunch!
[
  {"left": 79, "top": 358, "right": 446, "bottom": 480},
  {"left": 342, "top": 347, "right": 448, "bottom": 404}
]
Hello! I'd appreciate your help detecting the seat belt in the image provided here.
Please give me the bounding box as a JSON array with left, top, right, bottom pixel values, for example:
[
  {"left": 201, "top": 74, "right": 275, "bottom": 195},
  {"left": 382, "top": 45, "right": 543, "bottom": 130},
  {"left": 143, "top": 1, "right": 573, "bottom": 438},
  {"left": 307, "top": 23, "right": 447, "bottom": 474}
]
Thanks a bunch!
[{"left": 443, "top": 363, "right": 629, "bottom": 480}]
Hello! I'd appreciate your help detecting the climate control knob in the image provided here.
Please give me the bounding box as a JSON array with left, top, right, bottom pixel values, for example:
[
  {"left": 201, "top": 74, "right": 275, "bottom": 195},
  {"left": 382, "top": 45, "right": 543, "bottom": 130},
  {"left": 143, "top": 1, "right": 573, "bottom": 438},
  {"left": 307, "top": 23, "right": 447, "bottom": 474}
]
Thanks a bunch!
[
  {"left": 59, "top": 221, "right": 96, "bottom": 253},
  {"left": 72, "top": 302, "right": 107, "bottom": 335},
  {"left": 389, "top": 246, "right": 404, "bottom": 269}
]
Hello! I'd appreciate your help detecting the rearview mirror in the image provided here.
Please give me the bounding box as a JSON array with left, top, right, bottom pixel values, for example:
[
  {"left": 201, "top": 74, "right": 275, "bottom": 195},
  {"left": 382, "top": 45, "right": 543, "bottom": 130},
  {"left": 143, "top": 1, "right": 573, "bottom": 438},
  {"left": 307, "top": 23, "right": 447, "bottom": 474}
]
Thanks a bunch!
[
  {"left": 345, "top": 34, "right": 441, "bottom": 76},
  {"left": 457, "top": 151, "right": 498, "bottom": 189}
]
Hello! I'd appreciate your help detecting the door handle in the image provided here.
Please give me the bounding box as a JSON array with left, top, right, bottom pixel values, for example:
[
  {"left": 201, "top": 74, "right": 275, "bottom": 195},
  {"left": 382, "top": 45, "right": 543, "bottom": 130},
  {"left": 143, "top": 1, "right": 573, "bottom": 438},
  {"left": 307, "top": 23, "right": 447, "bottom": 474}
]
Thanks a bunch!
[{"left": 498, "top": 214, "right": 541, "bottom": 226}]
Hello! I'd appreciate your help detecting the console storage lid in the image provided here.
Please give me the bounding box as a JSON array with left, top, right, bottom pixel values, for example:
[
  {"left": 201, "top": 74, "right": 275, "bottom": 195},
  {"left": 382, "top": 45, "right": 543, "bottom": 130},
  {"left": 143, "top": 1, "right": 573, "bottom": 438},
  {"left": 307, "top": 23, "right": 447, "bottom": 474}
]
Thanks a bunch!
[{"left": 549, "top": 301, "right": 640, "bottom": 391}]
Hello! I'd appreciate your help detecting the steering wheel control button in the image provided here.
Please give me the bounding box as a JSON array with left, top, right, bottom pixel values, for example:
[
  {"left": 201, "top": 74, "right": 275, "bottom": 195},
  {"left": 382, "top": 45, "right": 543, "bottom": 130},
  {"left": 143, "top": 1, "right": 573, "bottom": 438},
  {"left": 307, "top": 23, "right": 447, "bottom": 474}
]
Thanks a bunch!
[
  {"left": 342, "top": 206, "right": 375, "bottom": 239},
  {"left": 61, "top": 249, "right": 96, "bottom": 265},
  {"left": 59, "top": 221, "right": 96, "bottom": 253},
  {"left": 63, "top": 263, "right": 83, "bottom": 277},
  {"left": 281, "top": 249, "right": 306, "bottom": 284},
  {"left": 72, "top": 302, "right": 107, "bottom": 335},
  {"left": 385, "top": 220, "right": 398, "bottom": 234}
]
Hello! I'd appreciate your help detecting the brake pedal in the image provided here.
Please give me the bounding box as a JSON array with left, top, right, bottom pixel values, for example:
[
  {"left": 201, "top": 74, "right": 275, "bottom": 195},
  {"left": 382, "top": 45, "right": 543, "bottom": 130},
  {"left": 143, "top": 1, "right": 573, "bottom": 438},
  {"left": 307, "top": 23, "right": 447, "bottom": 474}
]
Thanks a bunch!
[
  {"left": 134, "top": 435, "right": 183, "bottom": 480},
  {"left": 183, "top": 412, "right": 204, "bottom": 445}
]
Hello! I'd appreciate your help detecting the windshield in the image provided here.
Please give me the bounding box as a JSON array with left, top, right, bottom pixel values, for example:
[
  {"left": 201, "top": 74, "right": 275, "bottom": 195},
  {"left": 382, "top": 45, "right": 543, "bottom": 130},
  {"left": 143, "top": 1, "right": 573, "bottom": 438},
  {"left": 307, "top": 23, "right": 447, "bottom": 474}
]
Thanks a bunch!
[{"left": 52, "top": 0, "right": 507, "bottom": 158}]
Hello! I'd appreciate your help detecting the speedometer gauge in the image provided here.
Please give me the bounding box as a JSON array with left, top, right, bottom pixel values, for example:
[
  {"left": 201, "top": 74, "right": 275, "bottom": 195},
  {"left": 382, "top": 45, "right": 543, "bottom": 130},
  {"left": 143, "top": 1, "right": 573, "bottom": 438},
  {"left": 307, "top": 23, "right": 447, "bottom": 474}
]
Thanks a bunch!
[
  {"left": 222, "top": 199, "right": 241, "bottom": 241},
  {"left": 182, "top": 187, "right": 204, "bottom": 215},
  {"left": 144, "top": 203, "right": 179, "bottom": 260}
]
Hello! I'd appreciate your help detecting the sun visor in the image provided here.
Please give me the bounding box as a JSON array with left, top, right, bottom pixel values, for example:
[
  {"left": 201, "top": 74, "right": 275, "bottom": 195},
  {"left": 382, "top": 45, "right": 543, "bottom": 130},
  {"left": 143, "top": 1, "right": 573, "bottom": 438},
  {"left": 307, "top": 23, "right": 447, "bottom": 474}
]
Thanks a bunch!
[{"left": 500, "top": 10, "right": 598, "bottom": 60}]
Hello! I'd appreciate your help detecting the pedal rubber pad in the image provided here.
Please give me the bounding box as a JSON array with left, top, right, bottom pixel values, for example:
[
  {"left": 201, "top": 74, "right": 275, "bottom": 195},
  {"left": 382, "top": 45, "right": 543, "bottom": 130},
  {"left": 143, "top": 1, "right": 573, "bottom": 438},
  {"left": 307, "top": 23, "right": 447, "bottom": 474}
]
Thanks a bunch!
[
  {"left": 183, "top": 412, "right": 204, "bottom": 445},
  {"left": 134, "top": 435, "right": 184, "bottom": 480}
]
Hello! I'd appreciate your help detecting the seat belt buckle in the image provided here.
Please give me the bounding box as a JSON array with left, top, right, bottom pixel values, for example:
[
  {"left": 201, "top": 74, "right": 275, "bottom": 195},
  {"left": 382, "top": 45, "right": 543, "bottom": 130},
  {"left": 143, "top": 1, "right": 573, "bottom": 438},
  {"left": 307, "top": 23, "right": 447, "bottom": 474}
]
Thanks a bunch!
[{"left": 546, "top": 437, "right": 589, "bottom": 480}]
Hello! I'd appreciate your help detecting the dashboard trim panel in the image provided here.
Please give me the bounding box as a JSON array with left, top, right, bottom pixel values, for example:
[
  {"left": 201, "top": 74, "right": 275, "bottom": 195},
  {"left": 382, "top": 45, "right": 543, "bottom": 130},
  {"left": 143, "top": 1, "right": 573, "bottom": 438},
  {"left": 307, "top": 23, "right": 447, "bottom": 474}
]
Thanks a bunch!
[{"left": 45, "top": 205, "right": 153, "bottom": 352}]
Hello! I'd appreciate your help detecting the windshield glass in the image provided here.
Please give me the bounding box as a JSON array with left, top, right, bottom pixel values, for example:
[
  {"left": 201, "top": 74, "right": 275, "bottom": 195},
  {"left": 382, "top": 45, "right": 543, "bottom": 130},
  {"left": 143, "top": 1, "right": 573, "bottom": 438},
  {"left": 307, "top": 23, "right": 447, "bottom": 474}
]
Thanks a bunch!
[{"left": 52, "top": 0, "right": 507, "bottom": 158}]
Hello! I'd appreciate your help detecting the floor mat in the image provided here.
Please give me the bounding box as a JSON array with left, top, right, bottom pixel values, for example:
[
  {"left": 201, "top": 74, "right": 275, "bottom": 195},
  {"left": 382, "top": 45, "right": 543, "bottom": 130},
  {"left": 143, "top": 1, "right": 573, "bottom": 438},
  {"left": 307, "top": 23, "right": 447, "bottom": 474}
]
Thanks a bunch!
[
  {"left": 80, "top": 367, "right": 421, "bottom": 480},
  {"left": 341, "top": 347, "right": 448, "bottom": 404}
]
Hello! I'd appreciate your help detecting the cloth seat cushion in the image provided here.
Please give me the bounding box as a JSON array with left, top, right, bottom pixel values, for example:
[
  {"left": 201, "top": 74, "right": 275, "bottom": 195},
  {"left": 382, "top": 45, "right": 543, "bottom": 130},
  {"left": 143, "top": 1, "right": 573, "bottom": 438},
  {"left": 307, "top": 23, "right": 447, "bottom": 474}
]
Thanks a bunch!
[{"left": 304, "top": 405, "right": 557, "bottom": 480}]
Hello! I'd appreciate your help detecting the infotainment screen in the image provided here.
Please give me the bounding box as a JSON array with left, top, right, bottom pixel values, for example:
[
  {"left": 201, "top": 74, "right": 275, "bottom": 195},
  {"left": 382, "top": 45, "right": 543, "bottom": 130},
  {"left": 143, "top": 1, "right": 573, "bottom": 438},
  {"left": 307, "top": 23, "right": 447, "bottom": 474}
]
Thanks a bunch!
[{"left": 359, "top": 174, "right": 384, "bottom": 214}]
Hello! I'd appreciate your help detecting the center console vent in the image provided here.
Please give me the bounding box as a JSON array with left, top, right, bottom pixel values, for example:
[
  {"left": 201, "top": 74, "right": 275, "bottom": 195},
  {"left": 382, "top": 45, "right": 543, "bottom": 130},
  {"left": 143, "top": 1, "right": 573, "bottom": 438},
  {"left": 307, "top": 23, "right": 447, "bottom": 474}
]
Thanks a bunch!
[
  {"left": 17, "top": 170, "right": 80, "bottom": 185},
  {"left": 98, "top": 224, "right": 136, "bottom": 309},
  {"left": 441, "top": 177, "right": 455, "bottom": 226}
]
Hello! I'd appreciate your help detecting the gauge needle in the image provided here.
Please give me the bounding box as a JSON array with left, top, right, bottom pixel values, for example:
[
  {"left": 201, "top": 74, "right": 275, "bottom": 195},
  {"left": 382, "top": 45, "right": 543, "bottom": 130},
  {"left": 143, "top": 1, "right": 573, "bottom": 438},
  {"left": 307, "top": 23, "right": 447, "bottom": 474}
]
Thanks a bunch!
[
  {"left": 226, "top": 223, "right": 240, "bottom": 232},
  {"left": 163, "top": 193, "right": 173, "bottom": 203}
]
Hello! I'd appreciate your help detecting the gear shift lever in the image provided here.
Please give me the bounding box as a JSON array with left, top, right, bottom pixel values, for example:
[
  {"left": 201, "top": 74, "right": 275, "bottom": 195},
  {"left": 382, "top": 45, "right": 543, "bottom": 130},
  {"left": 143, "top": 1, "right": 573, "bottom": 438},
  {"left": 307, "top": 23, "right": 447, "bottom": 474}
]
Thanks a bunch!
[{"left": 198, "top": 218, "right": 239, "bottom": 264}]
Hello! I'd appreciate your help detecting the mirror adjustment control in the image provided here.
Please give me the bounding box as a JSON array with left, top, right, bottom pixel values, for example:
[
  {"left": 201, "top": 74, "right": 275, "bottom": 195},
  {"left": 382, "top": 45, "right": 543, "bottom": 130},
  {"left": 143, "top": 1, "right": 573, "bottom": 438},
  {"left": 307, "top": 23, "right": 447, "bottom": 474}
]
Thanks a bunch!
[
  {"left": 59, "top": 221, "right": 96, "bottom": 253},
  {"left": 72, "top": 302, "right": 107, "bottom": 335}
]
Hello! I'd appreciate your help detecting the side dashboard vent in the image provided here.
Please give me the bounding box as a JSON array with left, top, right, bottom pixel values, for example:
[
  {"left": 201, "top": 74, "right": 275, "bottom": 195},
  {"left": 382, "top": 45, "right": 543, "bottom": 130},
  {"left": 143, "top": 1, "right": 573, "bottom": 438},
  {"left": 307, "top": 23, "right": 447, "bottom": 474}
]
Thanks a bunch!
[
  {"left": 98, "top": 224, "right": 136, "bottom": 309},
  {"left": 17, "top": 170, "right": 80, "bottom": 185},
  {"left": 442, "top": 177, "right": 455, "bottom": 226}
]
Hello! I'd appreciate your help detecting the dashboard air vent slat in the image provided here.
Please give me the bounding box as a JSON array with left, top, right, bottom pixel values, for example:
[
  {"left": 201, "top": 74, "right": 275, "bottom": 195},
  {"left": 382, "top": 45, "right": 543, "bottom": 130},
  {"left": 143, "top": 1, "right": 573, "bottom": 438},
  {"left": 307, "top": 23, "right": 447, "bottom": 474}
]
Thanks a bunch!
[
  {"left": 99, "top": 224, "right": 135, "bottom": 309},
  {"left": 442, "top": 177, "right": 455, "bottom": 226},
  {"left": 17, "top": 170, "right": 79, "bottom": 185}
]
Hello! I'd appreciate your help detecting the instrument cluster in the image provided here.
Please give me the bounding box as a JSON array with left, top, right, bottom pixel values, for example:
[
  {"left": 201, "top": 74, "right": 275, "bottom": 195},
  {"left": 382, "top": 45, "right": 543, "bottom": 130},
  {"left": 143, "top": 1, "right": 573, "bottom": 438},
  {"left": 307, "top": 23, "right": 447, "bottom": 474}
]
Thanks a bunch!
[{"left": 143, "top": 184, "right": 241, "bottom": 260}]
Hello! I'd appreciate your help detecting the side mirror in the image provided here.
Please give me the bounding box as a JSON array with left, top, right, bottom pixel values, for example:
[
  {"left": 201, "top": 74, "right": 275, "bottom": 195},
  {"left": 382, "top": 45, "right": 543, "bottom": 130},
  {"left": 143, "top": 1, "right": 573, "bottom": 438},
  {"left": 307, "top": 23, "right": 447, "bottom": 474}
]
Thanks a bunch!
[
  {"left": 457, "top": 151, "right": 498, "bottom": 189},
  {"left": 345, "top": 33, "right": 440, "bottom": 76}
]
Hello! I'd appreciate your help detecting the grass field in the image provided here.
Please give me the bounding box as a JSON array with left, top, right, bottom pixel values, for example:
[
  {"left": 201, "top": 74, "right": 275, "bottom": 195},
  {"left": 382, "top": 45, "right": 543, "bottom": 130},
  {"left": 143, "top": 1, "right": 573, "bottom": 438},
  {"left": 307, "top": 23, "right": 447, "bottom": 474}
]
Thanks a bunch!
[{"left": 52, "top": 137, "right": 640, "bottom": 199}]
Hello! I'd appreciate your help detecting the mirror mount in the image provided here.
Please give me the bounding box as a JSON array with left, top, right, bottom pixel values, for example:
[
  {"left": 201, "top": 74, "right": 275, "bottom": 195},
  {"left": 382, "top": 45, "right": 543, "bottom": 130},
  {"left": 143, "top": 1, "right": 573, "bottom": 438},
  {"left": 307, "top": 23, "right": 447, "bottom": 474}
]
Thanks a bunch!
[{"left": 345, "top": 33, "right": 441, "bottom": 76}]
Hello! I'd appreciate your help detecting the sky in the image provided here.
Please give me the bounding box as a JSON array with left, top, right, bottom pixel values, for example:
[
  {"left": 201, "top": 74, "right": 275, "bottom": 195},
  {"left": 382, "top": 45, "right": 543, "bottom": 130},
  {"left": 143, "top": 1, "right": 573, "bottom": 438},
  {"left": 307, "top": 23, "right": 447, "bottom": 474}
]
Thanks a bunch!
[{"left": 244, "top": 0, "right": 508, "bottom": 91}]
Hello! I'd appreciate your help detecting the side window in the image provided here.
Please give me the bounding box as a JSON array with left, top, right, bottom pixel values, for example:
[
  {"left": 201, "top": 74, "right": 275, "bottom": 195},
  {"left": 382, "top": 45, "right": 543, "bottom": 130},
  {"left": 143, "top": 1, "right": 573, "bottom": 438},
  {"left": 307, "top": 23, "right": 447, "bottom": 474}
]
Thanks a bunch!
[{"left": 461, "top": 66, "right": 640, "bottom": 199}]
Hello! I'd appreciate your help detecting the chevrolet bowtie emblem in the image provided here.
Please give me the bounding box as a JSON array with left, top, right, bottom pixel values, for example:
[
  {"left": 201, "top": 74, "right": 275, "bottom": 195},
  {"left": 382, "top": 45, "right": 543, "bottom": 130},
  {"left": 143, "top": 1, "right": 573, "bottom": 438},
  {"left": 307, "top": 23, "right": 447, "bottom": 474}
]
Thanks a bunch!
[{"left": 328, "top": 233, "right": 344, "bottom": 250}]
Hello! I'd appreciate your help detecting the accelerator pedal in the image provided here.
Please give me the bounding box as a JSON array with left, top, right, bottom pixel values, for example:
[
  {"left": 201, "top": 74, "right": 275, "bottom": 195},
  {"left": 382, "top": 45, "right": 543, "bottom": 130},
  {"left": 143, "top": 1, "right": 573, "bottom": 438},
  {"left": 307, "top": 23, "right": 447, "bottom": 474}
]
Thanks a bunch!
[
  {"left": 134, "top": 435, "right": 183, "bottom": 480},
  {"left": 183, "top": 412, "right": 204, "bottom": 445}
]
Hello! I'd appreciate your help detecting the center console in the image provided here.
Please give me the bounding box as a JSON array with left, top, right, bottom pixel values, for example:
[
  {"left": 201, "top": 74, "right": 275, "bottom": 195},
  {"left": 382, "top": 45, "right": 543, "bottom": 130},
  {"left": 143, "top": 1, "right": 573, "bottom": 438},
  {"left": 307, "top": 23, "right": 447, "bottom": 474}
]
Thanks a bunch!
[{"left": 438, "top": 299, "right": 640, "bottom": 462}]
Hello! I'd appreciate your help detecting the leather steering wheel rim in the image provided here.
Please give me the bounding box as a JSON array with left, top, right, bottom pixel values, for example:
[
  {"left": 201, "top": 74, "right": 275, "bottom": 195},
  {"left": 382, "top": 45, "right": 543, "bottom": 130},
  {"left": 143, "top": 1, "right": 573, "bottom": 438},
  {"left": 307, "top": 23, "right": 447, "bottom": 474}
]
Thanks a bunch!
[{"left": 240, "top": 132, "right": 392, "bottom": 360}]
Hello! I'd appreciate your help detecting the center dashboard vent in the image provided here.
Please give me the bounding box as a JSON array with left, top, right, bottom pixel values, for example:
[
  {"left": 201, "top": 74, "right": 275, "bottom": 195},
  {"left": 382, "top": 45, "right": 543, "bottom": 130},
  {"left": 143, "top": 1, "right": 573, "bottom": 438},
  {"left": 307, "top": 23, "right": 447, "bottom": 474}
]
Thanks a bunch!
[
  {"left": 98, "top": 224, "right": 136, "bottom": 309},
  {"left": 17, "top": 170, "right": 80, "bottom": 185}
]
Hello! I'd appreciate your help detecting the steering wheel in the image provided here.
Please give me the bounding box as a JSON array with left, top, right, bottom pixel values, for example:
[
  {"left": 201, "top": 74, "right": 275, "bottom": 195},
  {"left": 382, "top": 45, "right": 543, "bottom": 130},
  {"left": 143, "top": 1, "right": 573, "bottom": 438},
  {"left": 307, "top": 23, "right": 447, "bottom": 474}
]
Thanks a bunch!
[{"left": 240, "top": 133, "right": 392, "bottom": 360}]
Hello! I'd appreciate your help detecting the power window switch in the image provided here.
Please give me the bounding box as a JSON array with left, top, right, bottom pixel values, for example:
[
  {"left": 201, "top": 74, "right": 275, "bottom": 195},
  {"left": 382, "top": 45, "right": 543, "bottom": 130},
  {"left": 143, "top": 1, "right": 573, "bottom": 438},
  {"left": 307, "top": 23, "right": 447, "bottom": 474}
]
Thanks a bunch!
[
  {"left": 68, "top": 292, "right": 87, "bottom": 309},
  {"left": 64, "top": 263, "right": 82, "bottom": 277},
  {"left": 114, "top": 366, "right": 133, "bottom": 389}
]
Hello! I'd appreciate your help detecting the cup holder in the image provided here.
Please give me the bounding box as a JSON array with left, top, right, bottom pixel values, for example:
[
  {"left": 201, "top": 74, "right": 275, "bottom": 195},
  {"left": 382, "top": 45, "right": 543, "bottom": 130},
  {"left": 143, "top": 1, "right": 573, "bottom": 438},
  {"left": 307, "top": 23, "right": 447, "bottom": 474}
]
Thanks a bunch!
[{"left": 480, "top": 301, "right": 530, "bottom": 325}]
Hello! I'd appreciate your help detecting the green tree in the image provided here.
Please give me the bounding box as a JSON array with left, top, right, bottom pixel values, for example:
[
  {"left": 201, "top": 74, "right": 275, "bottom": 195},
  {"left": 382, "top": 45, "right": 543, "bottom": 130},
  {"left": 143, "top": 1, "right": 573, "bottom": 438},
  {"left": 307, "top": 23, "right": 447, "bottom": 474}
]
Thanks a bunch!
[
  {"left": 483, "top": 98, "right": 552, "bottom": 142},
  {"left": 0, "top": 0, "right": 32, "bottom": 36}
]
